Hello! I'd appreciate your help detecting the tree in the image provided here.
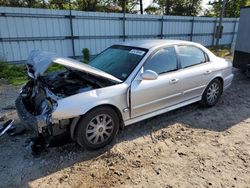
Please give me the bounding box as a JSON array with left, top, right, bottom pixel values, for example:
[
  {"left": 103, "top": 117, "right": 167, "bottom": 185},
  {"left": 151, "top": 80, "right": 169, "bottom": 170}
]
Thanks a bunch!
[
  {"left": 23, "top": 0, "right": 47, "bottom": 8},
  {"left": 145, "top": 5, "right": 162, "bottom": 14},
  {"left": 48, "top": 0, "right": 69, "bottom": 9},
  {"left": 0, "top": 0, "right": 141, "bottom": 13},
  {"left": 109, "top": 0, "right": 139, "bottom": 13},
  {"left": 146, "top": 0, "right": 202, "bottom": 16},
  {"left": 73, "top": 0, "right": 99, "bottom": 11},
  {"left": 0, "top": 0, "right": 23, "bottom": 7},
  {"left": 0, "top": 0, "right": 47, "bottom": 8},
  {"left": 204, "top": 0, "right": 250, "bottom": 17}
]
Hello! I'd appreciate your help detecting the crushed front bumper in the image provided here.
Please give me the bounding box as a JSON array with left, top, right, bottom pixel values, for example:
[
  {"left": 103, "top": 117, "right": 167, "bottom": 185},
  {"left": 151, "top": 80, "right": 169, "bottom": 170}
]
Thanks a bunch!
[{"left": 15, "top": 96, "right": 50, "bottom": 135}]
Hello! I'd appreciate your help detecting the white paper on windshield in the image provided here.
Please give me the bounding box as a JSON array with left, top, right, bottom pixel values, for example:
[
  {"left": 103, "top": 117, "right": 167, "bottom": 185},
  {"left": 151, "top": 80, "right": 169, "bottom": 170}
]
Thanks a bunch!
[{"left": 129, "top": 49, "right": 145, "bottom": 56}]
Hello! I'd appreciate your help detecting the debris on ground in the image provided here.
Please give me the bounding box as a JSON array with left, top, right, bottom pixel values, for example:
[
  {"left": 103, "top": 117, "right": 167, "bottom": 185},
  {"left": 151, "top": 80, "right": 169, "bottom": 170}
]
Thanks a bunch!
[{"left": 0, "top": 119, "right": 14, "bottom": 137}]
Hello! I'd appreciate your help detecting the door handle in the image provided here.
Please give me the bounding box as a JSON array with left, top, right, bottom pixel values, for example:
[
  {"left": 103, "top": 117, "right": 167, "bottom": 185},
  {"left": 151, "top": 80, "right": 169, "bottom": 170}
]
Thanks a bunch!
[
  {"left": 170, "top": 78, "right": 179, "bottom": 84},
  {"left": 204, "top": 70, "right": 212, "bottom": 75}
]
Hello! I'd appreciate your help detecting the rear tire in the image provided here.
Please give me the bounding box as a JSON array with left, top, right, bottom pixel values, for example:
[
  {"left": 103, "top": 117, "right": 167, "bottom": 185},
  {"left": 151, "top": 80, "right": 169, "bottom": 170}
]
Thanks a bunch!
[
  {"left": 201, "top": 79, "right": 223, "bottom": 107},
  {"left": 75, "top": 107, "right": 119, "bottom": 150}
]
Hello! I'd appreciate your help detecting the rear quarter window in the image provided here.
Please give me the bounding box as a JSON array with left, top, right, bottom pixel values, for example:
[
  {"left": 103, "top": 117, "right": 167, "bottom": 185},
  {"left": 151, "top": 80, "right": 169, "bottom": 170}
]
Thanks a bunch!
[{"left": 178, "top": 46, "right": 207, "bottom": 68}]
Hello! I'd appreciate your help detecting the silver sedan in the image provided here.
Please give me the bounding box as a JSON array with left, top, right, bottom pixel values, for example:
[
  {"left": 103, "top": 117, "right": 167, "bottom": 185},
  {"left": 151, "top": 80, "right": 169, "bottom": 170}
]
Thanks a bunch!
[{"left": 16, "top": 40, "right": 234, "bottom": 149}]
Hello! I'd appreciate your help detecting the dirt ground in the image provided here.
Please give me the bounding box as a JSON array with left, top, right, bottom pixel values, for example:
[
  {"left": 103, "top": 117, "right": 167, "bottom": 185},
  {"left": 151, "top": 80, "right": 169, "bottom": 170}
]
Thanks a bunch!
[{"left": 0, "top": 71, "right": 250, "bottom": 188}]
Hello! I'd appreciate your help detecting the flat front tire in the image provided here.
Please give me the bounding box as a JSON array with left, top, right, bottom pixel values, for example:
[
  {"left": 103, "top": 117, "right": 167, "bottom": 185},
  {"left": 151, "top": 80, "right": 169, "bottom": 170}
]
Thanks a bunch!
[
  {"left": 75, "top": 107, "right": 119, "bottom": 150},
  {"left": 201, "top": 79, "right": 223, "bottom": 107}
]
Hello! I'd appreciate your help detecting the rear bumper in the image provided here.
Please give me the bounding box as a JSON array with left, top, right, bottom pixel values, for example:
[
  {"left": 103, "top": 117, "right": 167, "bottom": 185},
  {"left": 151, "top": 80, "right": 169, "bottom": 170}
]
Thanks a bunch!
[{"left": 15, "top": 96, "right": 49, "bottom": 134}]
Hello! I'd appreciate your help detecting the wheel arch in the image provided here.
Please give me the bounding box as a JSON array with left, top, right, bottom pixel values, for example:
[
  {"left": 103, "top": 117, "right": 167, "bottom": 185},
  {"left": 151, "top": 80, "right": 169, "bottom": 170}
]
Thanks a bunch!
[
  {"left": 202, "top": 76, "right": 224, "bottom": 96},
  {"left": 70, "top": 104, "right": 124, "bottom": 141},
  {"left": 214, "top": 76, "right": 224, "bottom": 89}
]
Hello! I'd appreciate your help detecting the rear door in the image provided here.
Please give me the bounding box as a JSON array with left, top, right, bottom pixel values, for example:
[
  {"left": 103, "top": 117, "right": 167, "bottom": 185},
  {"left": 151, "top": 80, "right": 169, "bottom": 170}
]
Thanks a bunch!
[
  {"left": 176, "top": 45, "right": 215, "bottom": 101},
  {"left": 130, "top": 46, "right": 183, "bottom": 118}
]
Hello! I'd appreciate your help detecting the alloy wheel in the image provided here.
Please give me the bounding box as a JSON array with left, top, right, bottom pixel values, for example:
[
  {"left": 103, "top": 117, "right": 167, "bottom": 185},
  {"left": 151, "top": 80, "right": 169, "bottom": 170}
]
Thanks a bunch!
[
  {"left": 85, "top": 114, "right": 114, "bottom": 144},
  {"left": 207, "top": 82, "right": 220, "bottom": 104}
]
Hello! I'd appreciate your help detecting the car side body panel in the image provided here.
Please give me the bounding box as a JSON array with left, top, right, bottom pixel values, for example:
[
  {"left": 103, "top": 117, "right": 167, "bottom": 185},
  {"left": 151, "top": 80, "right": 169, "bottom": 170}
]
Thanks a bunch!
[{"left": 51, "top": 83, "right": 130, "bottom": 122}]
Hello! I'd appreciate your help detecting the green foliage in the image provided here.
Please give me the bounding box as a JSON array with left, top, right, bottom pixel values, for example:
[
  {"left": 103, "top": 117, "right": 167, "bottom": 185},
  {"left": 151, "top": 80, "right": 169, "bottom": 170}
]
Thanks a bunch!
[
  {"left": 145, "top": 6, "right": 162, "bottom": 15},
  {"left": 0, "top": 0, "right": 205, "bottom": 15},
  {"left": 209, "top": 46, "right": 233, "bottom": 61},
  {"left": 0, "top": 0, "right": 139, "bottom": 13},
  {"left": 0, "top": 0, "right": 47, "bottom": 8},
  {"left": 149, "top": 0, "right": 202, "bottom": 16},
  {"left": 48, "top": 0, "right": 70, "bottom": 9},
  {"left": 0, "top": 61, "right": 66, "bottom": 85},
  {"left": 0, "top": 61, "right": 27, "bottom": 85},
  {"left": 204, "top": 0, "right": 250, "bottom": 18},
  {"left": 82, "top": 48, "right": 90, "bottom": 63},
  {"left": 45, "top": 63, "right": 65, "bottom": 73}
]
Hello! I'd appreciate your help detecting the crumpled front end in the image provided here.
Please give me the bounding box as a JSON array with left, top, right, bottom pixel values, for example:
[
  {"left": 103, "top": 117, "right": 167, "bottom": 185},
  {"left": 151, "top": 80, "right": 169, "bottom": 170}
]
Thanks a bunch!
[
  {"left": 15, "top": 96, "right": 50, "bottom": 135},
  {"left": 15, "top": 80, "right": 60, "bottom": 139},
  {"left": 15, "top": 50, "right": 119, "bottom": 144}
]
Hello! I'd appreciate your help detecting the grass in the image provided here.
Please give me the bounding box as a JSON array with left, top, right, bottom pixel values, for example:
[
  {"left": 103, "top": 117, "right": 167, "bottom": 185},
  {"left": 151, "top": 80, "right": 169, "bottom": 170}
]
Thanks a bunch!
[
  {"left": 0, "top": 61, "right": 65, "bottom": 86},
  {"left": 209, "top": 46, "right": 233, "bottom": 61},
  {"left": 45, "top": 64, "right": 65, "bottom": 73},
  {"left": 0, "top": 61, "right": 27, "bottom": 85}
]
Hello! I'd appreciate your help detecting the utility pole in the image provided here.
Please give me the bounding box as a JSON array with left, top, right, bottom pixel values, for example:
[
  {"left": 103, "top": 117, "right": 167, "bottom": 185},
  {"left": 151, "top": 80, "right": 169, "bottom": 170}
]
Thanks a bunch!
[
  {"left": 216, "top": 0, "right": 227, "bottom": 50},
  {"left": 140, "top": 0, "right": 143, "bottom": 14}
]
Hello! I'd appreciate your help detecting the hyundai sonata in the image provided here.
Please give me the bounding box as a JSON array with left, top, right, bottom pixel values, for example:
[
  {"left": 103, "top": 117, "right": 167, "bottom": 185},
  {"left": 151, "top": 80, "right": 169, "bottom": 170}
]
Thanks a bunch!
[{"left": 16, "top": 40, "right": 234, "bottom": 149}]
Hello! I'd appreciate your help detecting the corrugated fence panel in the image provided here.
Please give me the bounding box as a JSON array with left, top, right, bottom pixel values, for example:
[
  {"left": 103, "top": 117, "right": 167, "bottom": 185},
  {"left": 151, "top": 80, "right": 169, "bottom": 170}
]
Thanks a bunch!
[
  {"left": 219, "top": 18, "right": 236, "bottom": 45},
  {"left": 72, "top": 11, "right": 123, "bottom": 56},
  {"left": 0, "top": 7, "right": 73, "bottom": 62},
  {"left": 192, "top": 17, "right": 216, "bottom": 46},
  {"left": 125, "top": 14, "right": 161, "bottom": 37},
  {"left": 164, "top": 15, "right": 192, "bottom": 35},
  {"left": 0, "top": 7, "right": 238, "bottom": 62}
]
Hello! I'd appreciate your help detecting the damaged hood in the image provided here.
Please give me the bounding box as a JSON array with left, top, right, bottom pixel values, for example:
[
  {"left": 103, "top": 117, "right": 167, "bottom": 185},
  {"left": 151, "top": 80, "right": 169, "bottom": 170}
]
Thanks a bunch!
[{"left": 27, "top": 50, "right": 122, "bottom": 83}]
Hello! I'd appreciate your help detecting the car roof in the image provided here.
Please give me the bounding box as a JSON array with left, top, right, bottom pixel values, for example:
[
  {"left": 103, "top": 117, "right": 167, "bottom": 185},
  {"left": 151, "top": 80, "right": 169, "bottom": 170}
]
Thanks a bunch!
[{"left": 119, "top": 39, "right": 198, "bottom": 49}]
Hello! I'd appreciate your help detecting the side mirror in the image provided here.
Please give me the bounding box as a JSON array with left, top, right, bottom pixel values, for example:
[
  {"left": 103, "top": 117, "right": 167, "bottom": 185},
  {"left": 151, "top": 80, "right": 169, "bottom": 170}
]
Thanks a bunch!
[{"left": 141, "top": 70, "right": 158, "bottom": 80}]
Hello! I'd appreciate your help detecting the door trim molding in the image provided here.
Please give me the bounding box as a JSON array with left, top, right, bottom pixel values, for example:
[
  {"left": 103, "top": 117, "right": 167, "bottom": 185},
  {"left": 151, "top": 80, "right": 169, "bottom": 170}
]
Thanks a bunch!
[
  {"left": 183, "top": 85, "right": 206, "bottom": 94},
  {"left": 125, "top": 96, "right": 201, "bottom": 126},
  {"left": 132, "top": 92, "right": 182, "bottom": 110}
]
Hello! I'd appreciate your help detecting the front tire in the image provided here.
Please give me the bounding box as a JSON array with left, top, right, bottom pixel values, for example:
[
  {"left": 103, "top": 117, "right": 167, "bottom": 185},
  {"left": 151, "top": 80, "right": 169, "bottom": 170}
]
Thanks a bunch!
[
  {"left": 201, "top": 79, "right": 223, "bottom": 107},
  {"left": 75, "top": 107, "right": 119, "bottom": 150}
]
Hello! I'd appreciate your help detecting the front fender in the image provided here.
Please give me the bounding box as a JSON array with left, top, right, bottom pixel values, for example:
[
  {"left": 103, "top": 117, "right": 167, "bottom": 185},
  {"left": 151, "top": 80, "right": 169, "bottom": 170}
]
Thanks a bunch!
[{"left": 51, "top": 83, "right": 129, "bottom": 121}]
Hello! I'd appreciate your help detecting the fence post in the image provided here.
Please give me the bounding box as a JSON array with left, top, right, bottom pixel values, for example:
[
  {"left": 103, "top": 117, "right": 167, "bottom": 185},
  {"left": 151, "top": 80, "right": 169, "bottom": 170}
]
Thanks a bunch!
[
  {"left": 160, "top": 15, "right": 164, "bottom": 39},
  {"left": 122, "top": 1, "right": 126, "bottom": 42},
  {"left": 212, "top": 18, "right": 217, "bottom": 46},
  {"left": 69, "top": 6, "right": 75, "bottom": 58},
  {"left": 190, "top": 16, "right": 195, "bottom": 41}
]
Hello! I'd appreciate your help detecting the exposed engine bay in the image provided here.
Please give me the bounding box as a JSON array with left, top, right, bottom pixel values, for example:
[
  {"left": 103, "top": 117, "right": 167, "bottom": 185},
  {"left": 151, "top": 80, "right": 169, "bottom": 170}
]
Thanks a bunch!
[
  {"left": 43, "top": 70, "right": 96, "bottom": 97},
  {"left": 21, "top": 69, "right": 106, "bottom": 116}
]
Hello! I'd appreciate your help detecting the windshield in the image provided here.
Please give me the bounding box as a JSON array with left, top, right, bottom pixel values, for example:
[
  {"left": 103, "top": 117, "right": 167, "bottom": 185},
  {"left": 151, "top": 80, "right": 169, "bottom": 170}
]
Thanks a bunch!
[{"left": 89, "top": 45, "right": 148, "bottom": 81}]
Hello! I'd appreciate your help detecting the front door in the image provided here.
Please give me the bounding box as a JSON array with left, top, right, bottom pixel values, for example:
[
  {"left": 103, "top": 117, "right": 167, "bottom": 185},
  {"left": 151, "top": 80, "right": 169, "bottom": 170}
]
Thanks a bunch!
[{"left": 130, "top": 46, "right": 183, "bottom": 118}]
